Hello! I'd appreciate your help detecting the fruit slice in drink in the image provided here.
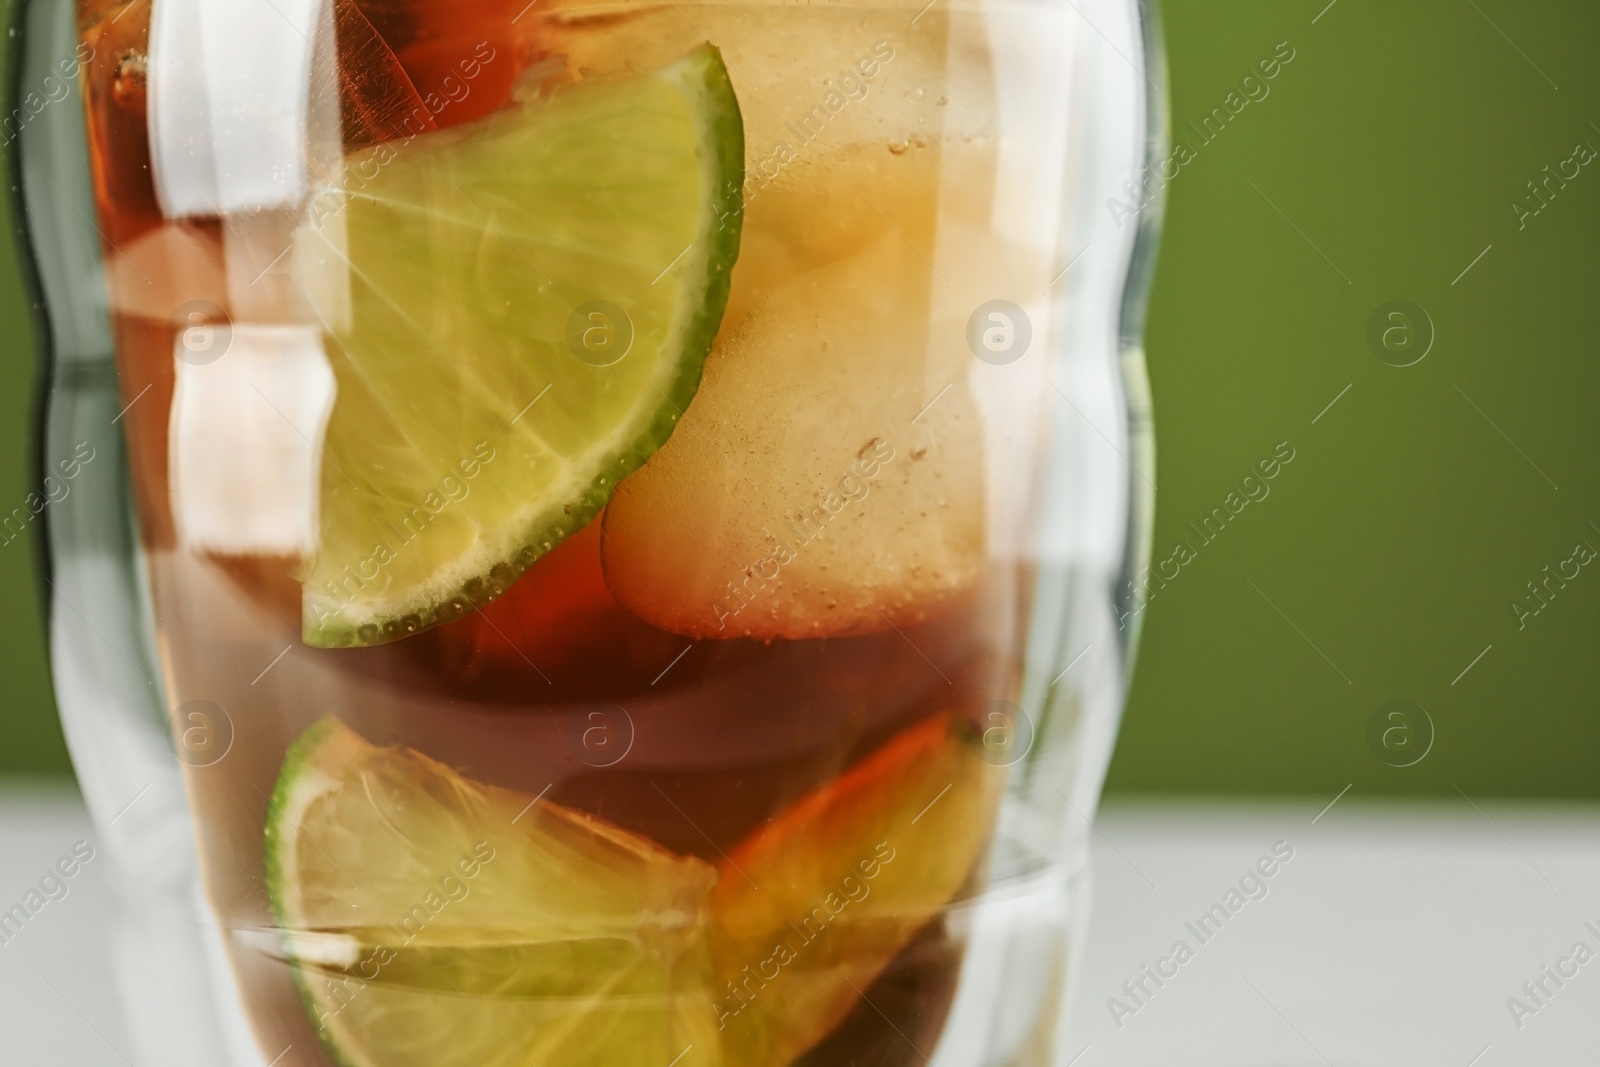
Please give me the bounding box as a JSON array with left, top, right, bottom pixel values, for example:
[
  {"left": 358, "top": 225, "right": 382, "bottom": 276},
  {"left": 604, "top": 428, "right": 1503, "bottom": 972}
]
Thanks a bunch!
[
  {"left": 266, "top": 717, "right": 722, "bottom": 1066},
  {"left": 708, "top": 712, "right": 1005, "bottom": 1066},
  {"left": 295, "top": 44, "right": 743, "bottom": 647}
]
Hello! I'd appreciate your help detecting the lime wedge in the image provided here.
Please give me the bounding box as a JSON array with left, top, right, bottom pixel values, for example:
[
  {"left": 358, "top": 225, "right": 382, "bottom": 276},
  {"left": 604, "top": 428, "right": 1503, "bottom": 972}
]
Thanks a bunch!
[
  {"left": 707, "top": 713, "right": 1004, "bottom": 1066},
  {"left": 265, "top": 718, "right": 722, "bottom": 1066},
  {"left": 295, "top": 45, "right": 743, "bottom": 646}
]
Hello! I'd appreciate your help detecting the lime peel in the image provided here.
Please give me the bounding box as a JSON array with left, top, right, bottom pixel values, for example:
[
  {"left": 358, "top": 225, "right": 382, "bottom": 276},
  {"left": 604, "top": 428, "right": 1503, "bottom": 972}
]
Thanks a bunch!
[
  {"left": 297, "top": 44, "right": 744, "bottom": 647},
  {"left": 265, "top": 716, "right": 724, "bottom": 1067}
]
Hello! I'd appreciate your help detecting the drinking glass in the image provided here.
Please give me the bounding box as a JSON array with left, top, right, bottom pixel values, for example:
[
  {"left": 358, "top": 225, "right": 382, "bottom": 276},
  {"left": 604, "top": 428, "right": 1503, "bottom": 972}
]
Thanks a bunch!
[{"left": 19, "top": 0, "right": 1161, "bottom": 1062}]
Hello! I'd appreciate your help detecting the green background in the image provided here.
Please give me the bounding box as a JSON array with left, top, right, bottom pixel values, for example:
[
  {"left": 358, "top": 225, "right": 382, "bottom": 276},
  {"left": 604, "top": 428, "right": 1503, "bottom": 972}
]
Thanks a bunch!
[{"left": 3, "top": 0, "right": 1597, "bottom": 796}]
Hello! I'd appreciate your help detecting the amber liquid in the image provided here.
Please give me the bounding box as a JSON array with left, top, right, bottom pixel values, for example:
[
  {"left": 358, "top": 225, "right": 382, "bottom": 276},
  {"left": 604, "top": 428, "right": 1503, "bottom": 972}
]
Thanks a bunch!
[{"left": 77, "top": 0, "right": 1026, "bottom": 1063}]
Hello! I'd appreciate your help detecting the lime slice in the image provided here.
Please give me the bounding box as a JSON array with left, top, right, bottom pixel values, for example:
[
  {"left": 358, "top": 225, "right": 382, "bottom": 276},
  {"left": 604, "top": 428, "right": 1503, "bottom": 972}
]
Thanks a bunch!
[
  {"left": 707, "top": 713, "right": 1004, "bottom": 1067},
  {"left": 265, "top": 718, "right": 722, "bottom": 1066},
  {"left": 295, "top": 44, "right": 743, "bottom": 646}
]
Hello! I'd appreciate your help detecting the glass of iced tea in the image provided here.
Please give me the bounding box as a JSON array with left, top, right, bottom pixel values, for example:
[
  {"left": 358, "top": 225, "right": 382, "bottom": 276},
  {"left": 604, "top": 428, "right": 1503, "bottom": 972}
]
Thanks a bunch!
[{"left": 20, "top": 0, "right": 1159, "bottom": 1062}]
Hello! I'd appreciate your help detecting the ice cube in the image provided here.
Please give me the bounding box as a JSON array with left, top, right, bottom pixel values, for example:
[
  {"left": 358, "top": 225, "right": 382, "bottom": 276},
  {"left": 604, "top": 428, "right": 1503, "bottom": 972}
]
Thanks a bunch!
[{"left": 602, "top": 231, "right": 984, "bottom": 640}]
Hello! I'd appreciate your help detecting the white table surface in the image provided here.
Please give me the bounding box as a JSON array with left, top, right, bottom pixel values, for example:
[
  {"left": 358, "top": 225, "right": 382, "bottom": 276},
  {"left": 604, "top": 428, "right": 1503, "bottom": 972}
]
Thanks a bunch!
[{"left": 2, "top": 786, "right": 1596, "bottom": 1066}]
